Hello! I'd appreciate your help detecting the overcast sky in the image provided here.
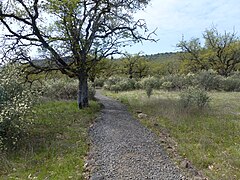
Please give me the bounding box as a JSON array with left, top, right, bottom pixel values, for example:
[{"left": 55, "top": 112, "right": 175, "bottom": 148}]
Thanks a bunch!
[{"left": 126, "top": 0, "right": 240, "bottom": 55}]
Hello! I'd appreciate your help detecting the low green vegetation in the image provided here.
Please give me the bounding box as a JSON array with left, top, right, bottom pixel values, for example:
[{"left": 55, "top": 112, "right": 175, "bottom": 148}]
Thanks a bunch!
[
  {"left": 0, "top": 100, "right": 100, "bottom": 179},
  {"left": 100, "top": 70, "right": 240, "bottom": 93},
  {"left": 0, "top": 65, "right": 100, "bottom": 179},
  {"left": 104, "top": 90, "right": 240, "bottom": 180},
  {"left": 0, "top": 65, "right": 38, "bottom": 151}
]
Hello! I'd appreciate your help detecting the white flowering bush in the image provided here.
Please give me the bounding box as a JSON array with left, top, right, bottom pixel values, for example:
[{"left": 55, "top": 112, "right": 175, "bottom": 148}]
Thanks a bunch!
[{"left": 0, "top": 65, "right": 36, "bottom": 151}]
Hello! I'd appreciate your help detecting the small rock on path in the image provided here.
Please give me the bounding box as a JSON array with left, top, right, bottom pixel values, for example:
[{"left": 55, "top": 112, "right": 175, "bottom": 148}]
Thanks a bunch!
[{"left": 87, "top": 91, "right": 186, "bottom": 179}]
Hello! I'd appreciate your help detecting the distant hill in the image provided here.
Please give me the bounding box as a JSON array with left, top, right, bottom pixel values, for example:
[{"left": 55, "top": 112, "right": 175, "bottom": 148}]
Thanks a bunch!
[{"left": 143, "top": 52, "right": 180, "bottom": 63}]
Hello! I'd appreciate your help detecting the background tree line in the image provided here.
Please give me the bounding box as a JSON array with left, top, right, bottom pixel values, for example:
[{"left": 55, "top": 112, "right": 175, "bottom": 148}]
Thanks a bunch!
[{"left": 93, "top": 27, "right": 240, "bottom": 79}]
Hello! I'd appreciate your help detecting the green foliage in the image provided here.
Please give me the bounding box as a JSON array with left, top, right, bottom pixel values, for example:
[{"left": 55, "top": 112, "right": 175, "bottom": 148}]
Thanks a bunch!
[
  {"left": 140, "top": 76, "right": 162, "bottom": 89},
  {"left": 220, "top": 76, "right": 240, "bottom": 92},
  {"left": 103, "top": 76, "right": 138, "bottom": 92},
  {"left": 1, "top": 0, "right": 153, "bottom": 108},
  {"left": 145, "top": 85, "right": 153, "bottom": 98},
  {"left": 162, "top": 75, "right": 182, "bottom": 90},
  {"left": 179, "top": 87, "right": 210, "bottom": 109},
  {"left": 120, "top": 53, "right": 150, "bottom": 79},
  {"left": 161, "top": 81, "right": 174, "bottom": 91},
  {"left": 177, "top": 27, "right": 240, "bottom": 76},
  {"left": 88, "top": 83, "right": 96, "bottom": 100},
  {"left": 94, "top": 77, "right": 106, "bottom": 87},
  {"left": 0, "top": 65, "right": 38, "bottom": 151},
  {"left": 195, "top": 70, "right": 222, "bottom": 90},
  {"left": 118, "top": 78, "right": 137, "bottom": 91},
  {"left": 43, "top": 79, "right": 78, "bottom": 100},
  {"left": 43, "top": 78, "right": 96, "bottom": 100},
  {"left": 0, "top": 100, "right": 101, "bottom": 179},
  {"left": 144, "top": 52, "right": 180, "bottom": 63},
  {"left": 160, "top": 74, "right": 195, "bottom": 91}
]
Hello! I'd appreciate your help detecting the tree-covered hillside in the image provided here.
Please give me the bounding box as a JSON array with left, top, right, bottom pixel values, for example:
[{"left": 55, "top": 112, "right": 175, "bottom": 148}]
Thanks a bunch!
[{"left": 143, "top": 52, "right": 180, "bottom": 62}]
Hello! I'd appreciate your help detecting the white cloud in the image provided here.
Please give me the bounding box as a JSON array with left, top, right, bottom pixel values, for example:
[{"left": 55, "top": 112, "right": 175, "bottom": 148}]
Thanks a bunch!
[{"left": 130, "top": 0, "right": 240, "bottom": 54}]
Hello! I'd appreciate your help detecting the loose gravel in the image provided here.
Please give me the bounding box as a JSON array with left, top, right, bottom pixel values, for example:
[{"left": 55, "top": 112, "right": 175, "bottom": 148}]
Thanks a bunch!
[{"left": 87, "top": 91, "right": 186, "bottom": 179}]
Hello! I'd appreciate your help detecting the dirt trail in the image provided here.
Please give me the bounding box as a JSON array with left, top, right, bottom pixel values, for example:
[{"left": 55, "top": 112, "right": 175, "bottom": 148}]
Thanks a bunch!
[{"left": 87, "top": 91, "right": 185, "bottom": 179}]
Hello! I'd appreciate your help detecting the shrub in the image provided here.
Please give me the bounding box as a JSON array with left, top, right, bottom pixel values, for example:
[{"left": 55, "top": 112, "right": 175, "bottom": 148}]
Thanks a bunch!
[
  {"left": 43, "top": 78, "right": 97, "bottom": 100},
  {"left": 0, "top": 65, "right": 37, "bottom": 151},
  {"left": 140, "top": 76, "right": 162, "bottom": 89},
  {"left": 220, "top": 77, "right": 240, "bottom": 92},
  {"left": 160, "top": 74, "right": 195, "bottom": 90},
  {"left": 118, "top": 78, "right": 136, "bottom": 91},
  {"left": 88, "top": 83, "right": 96, "bottom": 100},
  {"left": 195, "top": 70, "right": 222, "bottom": 90},
  {"left": 179, "top": 87, "right": 210, "bottom": 109},
  {"left": 43, "top": 79, "right": 78, "bottom": 100},
  {"left": 145, "top": 85, "right": 153, "bottom": 98},
  {"left": 103, "top": 76, "right": 121, "bottom": 91},
  {"left": 134, "top": 81, "right": 142, "bottom": 90},
  {"left": 109, "top": 84, "right": 121, "bottom": 93},
  {"left": 161, "top": 81, "right": 174, "bottom": 91},
  {"left": 94, "top": 77, "right": 105, "bottom": 87},
  {"left": 104, "top": 76, "right": 138, "bottom": 92}
]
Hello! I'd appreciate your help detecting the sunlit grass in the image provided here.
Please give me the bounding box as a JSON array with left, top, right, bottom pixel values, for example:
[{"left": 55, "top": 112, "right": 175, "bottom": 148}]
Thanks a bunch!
[
  {"left": 104, "top": 90, "right": 240, "bottom": 180},
  {"left": 0, "top": 100, "right": 101, "bottom": 179}
]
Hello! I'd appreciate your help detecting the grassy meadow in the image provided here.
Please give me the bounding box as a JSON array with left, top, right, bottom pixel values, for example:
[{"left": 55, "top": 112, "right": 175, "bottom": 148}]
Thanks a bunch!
[
  {"left": 103, "top": 90, "right": 240, "bottom": 180},
  {"left": 0, "top": 100, "right": 100, "bottom": 179}
]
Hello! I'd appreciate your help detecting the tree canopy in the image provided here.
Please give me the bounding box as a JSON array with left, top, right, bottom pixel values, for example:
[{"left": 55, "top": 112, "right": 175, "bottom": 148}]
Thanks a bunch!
[
  {"left": 177, "top": 27, "right": 240, "bottom": 76},
  {"left": 0, "top": 0, "right": 155, "bottom": 108}
]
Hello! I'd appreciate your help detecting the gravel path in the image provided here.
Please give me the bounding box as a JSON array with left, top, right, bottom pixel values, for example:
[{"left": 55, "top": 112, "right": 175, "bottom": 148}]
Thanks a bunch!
[{"left": 87, "top": 91, "right": 186, "bottom": 179}]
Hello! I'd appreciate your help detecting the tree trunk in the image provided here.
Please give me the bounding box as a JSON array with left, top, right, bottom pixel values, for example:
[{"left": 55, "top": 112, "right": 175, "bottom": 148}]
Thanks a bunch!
[
  {"left": 129, "top": 67, "right": 133, "bottom": 79},
  {"left": 77, "top": 74, "right": 89, "bottom": 109}
]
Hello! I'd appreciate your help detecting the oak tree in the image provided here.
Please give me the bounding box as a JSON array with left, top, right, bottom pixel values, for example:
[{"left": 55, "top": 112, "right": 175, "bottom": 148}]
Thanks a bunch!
[
  {"left": 0, "top": 0, "right": 155, "bottom": 108},
  {"left": 177, "top": 27, "right": 240, "bottom": 76}
]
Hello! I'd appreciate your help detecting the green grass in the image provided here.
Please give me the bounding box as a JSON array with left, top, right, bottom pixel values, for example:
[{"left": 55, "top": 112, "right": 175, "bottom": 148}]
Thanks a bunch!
[
  {"left": 0, "top": 100, "right": 101, "bottom": 180},
  {"left": 103, "top": 90, "right": 240, "bottom": 180}
]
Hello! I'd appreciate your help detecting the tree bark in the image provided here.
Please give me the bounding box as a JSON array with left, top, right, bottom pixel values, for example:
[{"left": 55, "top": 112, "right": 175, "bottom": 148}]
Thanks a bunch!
[{"left": 77, "top": 73, "right": 89, "bottom": 109}]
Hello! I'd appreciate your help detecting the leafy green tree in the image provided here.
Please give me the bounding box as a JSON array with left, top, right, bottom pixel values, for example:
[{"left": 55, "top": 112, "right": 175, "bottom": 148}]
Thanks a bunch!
[
  {"left": 203, "top": 27, "right": 240, "bottom": 76},
  {"left": 177, "top": 38, "right": 209, "bottom": 73},
  {"left": 122, "top": 53, "right": 139, "bottom": 79},
  {"left": 177, "top": 27, "right": 240, "bottom": 76},
  {"left": 134, "top": 56, "right": 150, "bottom": 78},
  {"left": 121, "top": 53, "right": 149, "bottom": 79},
  {"left": 0, "top": 0, "right": 154, "bottom": 108},
  {"left": 149, "top": 61, "right": 180, "bottom": 76},
  {"left": 88, "top": 58, "right": 109, "bottom": 82}
]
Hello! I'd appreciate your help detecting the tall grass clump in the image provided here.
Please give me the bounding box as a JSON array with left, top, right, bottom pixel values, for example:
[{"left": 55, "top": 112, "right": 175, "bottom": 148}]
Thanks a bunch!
[{"left": 0, "top": 65, "right": 38, "bottom": 151}]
